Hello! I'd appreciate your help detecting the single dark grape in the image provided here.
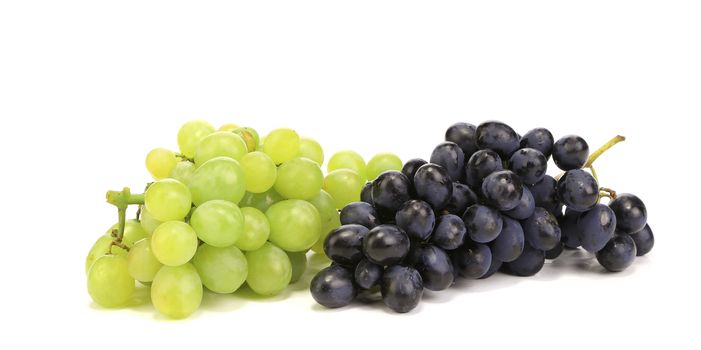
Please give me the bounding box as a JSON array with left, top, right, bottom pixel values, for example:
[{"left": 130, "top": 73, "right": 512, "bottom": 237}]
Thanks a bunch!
[
  {"left": 381, "top": 265, "right": 423, "bottom": 313},
  {"left": 445, "top": 122, "right": 478, "bottom": 159},
  {"left": 481, "top": 170, "right": 524, "bottom": 211},
  {"left": 463, "top": 204, "right": 504, "bottom": 243},
  {"left": 522, "top": 207, "right": 562, "bottom": 251},
  {"left": 557, "top": 169, "right": 598, "bottom": 212},
  {"left": 354, "top": 259, "right": 383, "bottom": 289},
  {"left": 451, "top": 242, "right": 492, "bottom": 279},
  {"left": 596, "top": 234, "right": 637, "bottom": 272},
  {"left": 490, "top": 216, "right": 525, "bottom": 262},
  {"left": 520, "top": 128, "right": 554, "bottom": 159},
  {"left": 413, "top": 163, "right": 453, "bottom": 210},
  {"left": 324, "top": 224, "right": 370, "bottom": 266},
  {"left": 310, "top": 265, "right": 357, "bottom": 308},
  {"left": 576, "top": 204, "right": 617, "bottom": 252},
  {"left": 630, "top": 224, "right": 654, "bottom": 256},
  {"left": 362, "top": 225, "right": 411, "bottom": 266},
  {"left": 559, "top": 209, "right": 582, "bottom": 248},
  {"left": 475, "top": 121, "right": 520, "bottom": 158},
  {"left": 360, "top": 182, "right": 373, "bottom": 205},
  {"left": 445, "top": 182, "right": 478, "bottom": 216},
  {"left": 431, "top": 214, "right": 467, "bottom": 250},
  {"left": 430, "top": 142, "right": 465, "bottom": 182},
  {"left": 503, "top": 186, "right": 535, "bottom": 220},
  {"left": 545, "top": 242, "right": 564, "bottom": 260},
  {"left": 340, "top": 202, "right": 380, "bottom": 229},
  {"left": 465, "top": 149, "right": 503, "bottom": 189},
  {"left": 401, "top": 158, "right": 427, "bottom": 194},
  {"left": 406, "top": 245, "right": 454, "bottom": 291},
  {"left": 478, "top": 255, "right": 503, "bottom": 279},
  {"left": 528, "top": 175, "right": 561, "bottom": 215},
  {"left": 509, "top": 148, "right": 547, "bottom": 185},
  {"left": 501, "top": 243, "right": 545, "bottom": 277},
  {"left": 608, "top": 193, "right": 648, "bottom": 234},
  {"left": 552, "top": 135, "right": 589, "bottom": 171},
  {"left": 395, "top": 200, "right": 435, "bottom": 241},
  {"left": 371, "top": 171, "right": 411, "bottom": 213}
]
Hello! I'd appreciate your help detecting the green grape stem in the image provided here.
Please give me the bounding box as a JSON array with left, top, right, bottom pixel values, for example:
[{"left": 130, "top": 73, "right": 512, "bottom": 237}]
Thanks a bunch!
[
  {"left": 105, "top": 187, "right": 145, "bottom": 250},
  {"left": 176, "top": 153, "right": 195, "bottom": 163},
  {"left": 584, "top": 135, "right": 625, "bottom": 168}
]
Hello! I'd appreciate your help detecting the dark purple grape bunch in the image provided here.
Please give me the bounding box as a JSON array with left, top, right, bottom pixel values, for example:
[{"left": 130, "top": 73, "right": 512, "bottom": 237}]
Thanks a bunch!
[{"left": 310, "top": 121, "right": 654, "bottom": 313}]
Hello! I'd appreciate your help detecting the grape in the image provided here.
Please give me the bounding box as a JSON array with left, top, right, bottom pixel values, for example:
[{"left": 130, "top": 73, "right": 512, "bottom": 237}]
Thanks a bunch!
[
  {"left": 371, "top": 171, "right": 411, "bottom": 213},
  {"left": 232, "top": 127, "right": 260, "bottom": 152},
  {"left": 406, "top": 245, "right": 454, "bottom": 291},
  {"left": 190, "top": 200, "right": 244, "bottom": 247},
  {"left": 451, "top": 242, "right": 492, "bottom": 279},
  {"left": 362, "top": 225, "right": 410, "bottom": 266},
  {"left": 401, "top": 158, "right": 428, "bottom": 191},
  {"left": 299, "top": 137, "right": 324, "bottom": 165},
  {"left": 381, "top": 266, "right": 423, "bottom": 313},
  {"left": 340, "top": 201, "right": 380, "bottom": 229},
  {"left": 552, "top": 135, "right": 589, "bottom": 171},
  {"left": 528, "top": 175, "right": 561, "bottom": 215},
  {"left": 557, "top": 169, "right": 598, "bottom": 212},
  {"left": 395, "top": 200, "right": 435, "bottom": 241},
  {"left": 310, "top": 265, "right": 356, "bottom": 308},
  {"left": 307, "top": 190, "right": 342, "bottom": 254},
  {"left": 354, "top": 259, "right": 382, "bottom": 289},
  {"left": 151, "top": 263, "right": 203, "bottom": 319},
  {"left": 446, "top": 182, "right": 478, "bottom": 216},
  {"left": 490, "top": 216, "right": 525, "bottom": 262},
  {"left": 287, "top": 251, "right": 308, "bottom": 284},
  {"left": 475, "top": 121, "right": 520, "bottom": 158},
  {"left": 445, "top": 122, "right": 478, "bottom": 159},
  {"left": 87, "top": 255, "right": 134, "bottom": 308},
  {"left": 323, "top": 169, "right": 364, "bottom": 209},
  {"left": 596, "top": 234, "right": 636, "bottom": 272},
  {"left": 245, "top": 242, "right": 292, "bottom": 296},
  {"left": 266, "top": 199, "right": 321, "bottom": 252},
  {"left": 465, "top": 149, "right": 503, "bottom": 189},
  {"left": 144, "top": 178, "right": 192, "bottom": 222},
  {"left": 481, "top": 170, "right": 524, "bottom": 211},
  {"left": 522, "top": 207, "right": 562, "bottom": 251},
  {"left": 545, "top": 243, "right": 564, "bottom": 260},
  {"left": 559, "top": 209, "right": 582, "bottom": 248},
  {"left": 194, "top": 131, "right": 248, "bottom": 166},
  {"left": 430, "top": 142, "right": 465, "bottom": 182},
  {"left": 479, "top": 255, "right": 503, "bottom": 279},
  {"left": 177, "top": 120, "right": 215, "bottom": 158},
  {"left": 324, "top": 224, "right": 369, "bottom": 266},
  {"left": 236, "top": 207, "right": 270, "bottom": 251},
  {"left": 85, "top": 235, "right": 121, "bottom": 274},
  {"left": 139, "top": 207, "right": 163, "bottom": 237},
  {"left": 169, "top": 161, "right": 196, "bottom": 187},
  {"left": 509, "top": 148, "right": 547, "bottom": 185},
  {"left": 463, "top": 205, "right": 503, "bottom": 243},
  {"left": 502, "top": 242, "right": 545, "bottom": 277},
  {"left": 192, "top": 244, "right": 248, "bottom": 293},
  {"left": 520, "top": 128, "right": 554, "bottom": 159},
  {"left": 151, "top": 221, "right": 198, "bottom": 266},
  {"left": 629, "top": 224, "right": 654, "bottom": 256},
  {"left": 145, "top": 148, "right": 177, "bottom": 179},
  {"left": 608, "top": 193, "right": 648, "bottom": 233},
  {"left": 431, "top": 214, "right": 466, "bottom": 250},
  {"left": 327, "top": 150, "right": 366, "bottom": 180},
  {"left": 263, "top": 128, "right": 301, "bottom": 164},
  {"left": 127, "top": 239, "right": 162, "bottom": 282},
  {"left": 503, "top": 187, "right": 535, "bottom": 220},
  {"left": 366, "top": 152, "right": 402, "bottom": 181},
  {"left": 239, "top": 188, "right": 284, "bottom": 212},
  {"left": 576, "top": 204, "right": 617, "bottom": 252},
  {"left": 108, "top": 219, "right": 148, "bottom": 248},
  {"left": 218, "top": 123, "right": 239, "bottom": 131},
  {"left": 189, "top": 157, "right": 246, "bottom": 206},
  {"left": 360, "top": 182, "right": 373, "bottom": 205},
  {"left": 274, "top": 157, "right": 323, "bottom": 200}
]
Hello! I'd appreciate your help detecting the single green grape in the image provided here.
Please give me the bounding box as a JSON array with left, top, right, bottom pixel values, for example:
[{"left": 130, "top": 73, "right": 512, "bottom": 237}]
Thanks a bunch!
[
  {"left": 307, "top": 190, "right": 342, "bottom": 254},
  {"left": 239, "top": 188, "right": 284, "bottom": 213},
  {"left": 177, "top": 120, "right": 215, "bottom": 158},
  {"left": 192, "top": 244, "right": 248, "bottom": 293},
  {"left": 262, "top": 128, "right": 300, "bottom": 164},
  {"left": 189, "top": 157, "right": 246, "bottom": 206},
  {"left": 366, "top": 152, "right": 402, "bottom": 180},
  {"left": 146, "top": 148, "right": 178, "bottom": 180},
  {"left": 287, "top": 251, "right": 308, "bottom": 284},
  {"left": 127, "top": 238, "right": 163, "bottom": 282},
  {"left": 266, "top": 199, "right": 321, "bottom": 252},
  {"left": 87, "top": 255, "right": 134, "bottom": 308},
  {"left": 144, "top": 179, "right": 192, "bottom": 222},
  {"left": 151, "top": 221, "right": 198, "bottom": 266},
  {"left": 327, "top": 150, "right": 366, "bottom": 180},
  {"left": 194, "top": 131, "right": 248, "bottom": 166},
  {"left": 219, "top": 123, "right": 239, "bottom": 131},
  {"left": 240, "top": 151, "right": 277, "bottom": 193},
  {"left": 151, "top": 263, "right": 203, "bottom": 319},
  {"left": 190, "top": 200, "right": 244, "bottom": 247},
  {"left": 299, "top": 137, "right": 324, "bottom": 166},
  {"left": 236, "top": 207, "right": 270, "bottom": 251},
  {"left": 274, "top": 157, "right": 323, "bottom": 200},
  {"left": 233, "top": 127, "right": 260, "bottom": 152},
  {"left": 245, "top": 242, "right": 292, "bottom": 296},
  {"left": 323, "top": 169, "right": 364, "bottom": 209},
  {"left": 169, "top": 161, "right": 196, "bottom": 187},
  {"left": 139, "top": 207, "right": 162, "bottom": 237}
]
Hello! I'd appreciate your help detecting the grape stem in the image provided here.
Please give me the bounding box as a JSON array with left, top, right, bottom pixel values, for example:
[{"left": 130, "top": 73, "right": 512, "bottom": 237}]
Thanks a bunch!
[
  {"left": 599, "top": 187, "right": 618, "bottom": 200},
  {"left": 176, "top": 153, "right": 194, "bottom": 163},
  {"left": 584, "top": 135, "right": 625, "bottom": 168},
  {"left": 105, "top": 187, "right": 145, "bottom": 251}
]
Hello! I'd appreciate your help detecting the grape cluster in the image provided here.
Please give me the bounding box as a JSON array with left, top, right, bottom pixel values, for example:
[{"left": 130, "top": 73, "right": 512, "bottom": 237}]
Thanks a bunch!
[{"left": 311, "top": 121, "right": 654, "bottom": 313}]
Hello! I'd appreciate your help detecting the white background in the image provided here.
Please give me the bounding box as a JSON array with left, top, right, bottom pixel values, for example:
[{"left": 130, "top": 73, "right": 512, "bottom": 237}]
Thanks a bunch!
[{"left": 1, "top": 1, "right": 699, "bottom": 349}]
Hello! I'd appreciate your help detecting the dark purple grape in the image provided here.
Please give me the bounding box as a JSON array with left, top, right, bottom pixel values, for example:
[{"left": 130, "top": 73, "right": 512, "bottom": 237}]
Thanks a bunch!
[
  {"left": 489, "top": 216, "right": 525, "bottom": 262},
  {"left": 630, "top": 224, "right": 654, "bottom": 256},
  {"left": 310, "top": 265, "right": 357, "bottom": 308},
  {"left": 557, "top": 169, "right": 598, "bottom": 212},
  {"left": 371, "top": 171, "right": 411, "bottom": 213},
  {"left": 475, "top": 121, "right": 520, "bottom": 158},
  {"left": 431, "top": 214, "right": 466, "bottom": 250},
  {"left": 354, "top": 259, "right": 383, "bottom": 289},
  {"left": 395, "top": 200, "right": 435, "bottom": 241},
  {"left": 577, "top": 204, "right": 616, "bottom": 252},
  {"left": 430, "top": 142, "right": 465, "bottom": 182},
  {"left": 609, "top": 193, "right": 648, "bottom": 234},
  {"left": 445, "top": 122, "right": 478, "bottom": 159},
  {"left": 324, "top": 224, "right": 369, "bottom": 266},
  {"left": 481, "top": 170, "right": 524, "bottom": 211},
  {"left": 552, "top": 135, "right": 589, "bottom": 171},
  {"left": 406, "top": 245, "right": 454, "bottom": 291},
  {"left": 463, "top": 204, "right": 503, "bottom": 243},
  {"left": 520, "top": 128, "right": 554, "bottom": 159},
  {"left": 559, "top": 209, "right": 582, "bottom": 249},
  {"left": 362, "top": 225, "right": 410, "bottom": 266},
  {"left": 414, "top": 163, "right": 453, "bottom": 210},
  {"left": 381, "top": 266, "right": 423, "bottom": 313},
  {"left": 545, "top": 242, "right": 564, "bottom": 260},
  {"left": 340, "top": 202, "right": 380, "bottom": 229},
  {"left": 509, "top": 148, "right": 547, "bottom": 185},
  {"left": 451, "top": 242, "right": 492, "bottom": 279},
  {"left": 522, "top": 207, "right": 561, "bottom": 251},
  {"left": 445, "top": 182, "right": 478, "bottom": 216},
  {"left": 528, "top": 175, "right": 561, "bottom": 215},
  {"left": 360, "top": 182, "right": 373, "bottom": 205},
  {"left": 478, "top": 255, "right": 503, "bottom": 279},
  {"left": 401, "top": 158, "right": 427, "bottom": 194},
  {"left": 502, "top": 243, "right": 545, "bottom": 277},
  {"left": 503, "top": 186, "right": 535, "bottom": 220},
  {"left": 596, "top": 234, "right": 636, "bottom": 272},
  {"left": 465, "top": 149, "right": 503, "bottom": 189}
]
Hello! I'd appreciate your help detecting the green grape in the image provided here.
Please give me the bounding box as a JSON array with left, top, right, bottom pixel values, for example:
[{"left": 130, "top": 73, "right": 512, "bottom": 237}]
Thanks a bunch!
[
  {"left": 145, "top": 148, "right": 178, "bottom": 179},
  {"left": 266, "top": 199, "right": 321, "bottom": 252},
  {"left": 192, "top": 244, "right": 248, "bottom": 293},
  {"left": 323, "top": 169, "right": 364, "bottom": 209},
  {"left": 274, "top": 157, "right": 323, "bottom": 200},
  {"left": 169, "top": 161, "right": 196, "bottom": 187},
  {"left": 245, "top": 242, "right": 292, "bottom": 296},
  {"left": 189, "top": 157, "right": 246, "bottom": 206},
  {"left": 177, "top": 120, "right": 215, "bottom": 158},
  {"left": 287, "top": 251, "right": 308, "bottom": 284},
  {"left": 219, "top": 123, "right": 239, "bottom": 131},
  {"left": 127, "top": 239, "right": 163, "bottom": 282},
  {"left": 139, "top": 206, "right": 162, "bottom": 236},
  {"left": 108, "top": 219, "right": 148, "bottom": 247},
  {"left": 327, "top": 150, "right": 366, "bottom": 180},
  {"left": 151, "top": 221, "right": 198, "bottom": 266},
  {"left": 85, "top": 235, "right": 121, "bottom": 274},
  {"left": 307, "top": 190, "right": 342, "bottom": 254},
  {"left": 236, "top": 207, "right": 270, "bottom": 251},
  {"left": 262, "top": 128, "right": 300, "bottom": 164},
  {"left": 151, "top": 263, "right": 203, "bottom": 319},
  {"left": 190, "top": 200, "right": 244, "bottom": 247},
  {"left": 87, "top": 255, "right": 134, "bottom": 308},
  {"left": 240, "top": 151, "right": 277, "bottom": 193},
  {"left": 233, "top": 127, "right": 260, "bottom": 152},
  {"left": 194, "top": 131, "right": 248, "bottom": 166},
  {"left": 299, "top": 137, "right": 324, "bottom": 166},
  {"left": 366, "top": 152, "right": 402, "bottom": 180},
  {"left": 144, "top": 179, "right": 192, "bottom": 222},
  {"left": 239, "top": 188, "right": 284, "bottom": 213}
]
